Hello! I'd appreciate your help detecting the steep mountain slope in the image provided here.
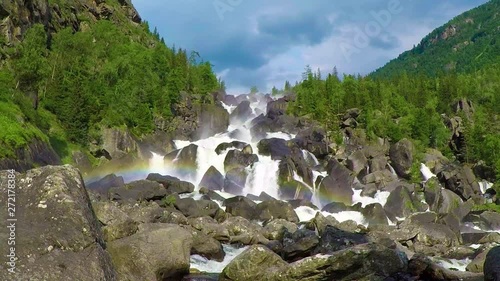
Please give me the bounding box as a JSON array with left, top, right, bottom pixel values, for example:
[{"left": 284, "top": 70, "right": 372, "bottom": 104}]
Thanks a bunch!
[
  {"left": 0, "top": 0, "right": 221, "bottom": 171},
  {"left": 371, "top": 0, "right": 500, "bottom": 78}
]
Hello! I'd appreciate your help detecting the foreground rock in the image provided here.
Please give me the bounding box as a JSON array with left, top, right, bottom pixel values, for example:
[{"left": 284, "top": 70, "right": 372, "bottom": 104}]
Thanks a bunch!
[
  {"left": 220, "top": 242, "right": 408, "bottom": 281},
  {"left": 108, "top": 223, "right": 192, "bottom": 281},
  {"left": 0, "top": 166, "right": 117, "bottom": 280},
  {"left": 484, "top": 246, "right": 500, "bottom": 281}
]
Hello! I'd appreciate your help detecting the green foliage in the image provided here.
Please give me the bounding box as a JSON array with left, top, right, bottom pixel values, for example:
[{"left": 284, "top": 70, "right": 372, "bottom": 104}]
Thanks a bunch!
[
  {"left": 0, "top": 101, "right": 47, "bottom": 158},
  {"left": 1, "top": 3, "right": 221, "bottom": 163},
  {"left": 5, "top": 19, "right": 219, "bottom": 147},
  {"left": 161, "top": 194, "right": 177, "bottom": 207},
  {"left": 288, "top": 62, "right": 500, "bottom": 182},
  {"left": 371, "top": 0, "right": 500, "bottom": 79},
  {"left": 472, "top": 203, "right": 500, "bottom": 213}
]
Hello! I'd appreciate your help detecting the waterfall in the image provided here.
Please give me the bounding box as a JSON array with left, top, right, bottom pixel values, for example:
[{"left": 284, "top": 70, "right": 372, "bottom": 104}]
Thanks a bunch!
[
  {"left": 420, "top": 163, "right": 436, "bottom": 182},
  {"left": 149, "top": 152, "right": 165, "bottom": 174}
]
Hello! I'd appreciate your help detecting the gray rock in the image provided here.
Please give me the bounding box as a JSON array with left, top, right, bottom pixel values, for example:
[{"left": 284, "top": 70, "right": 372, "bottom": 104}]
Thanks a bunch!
[
  {"left": 199, "top": 166, "right": 224, "bottom": 191},
  {"left": 0, "top": 166, "right": 117, "bottom": 281},
  {"left": 108, "top": 223, "right": 192, "bottom": 281},
  {"left": 389, "top": 138, "right": 415, "bottom": 179},
  {"left": 484, "top": 246, "right": 500, "bottom": 281},
  {"left": 256, "top": 200, "right": 300, "bottom": 223}
]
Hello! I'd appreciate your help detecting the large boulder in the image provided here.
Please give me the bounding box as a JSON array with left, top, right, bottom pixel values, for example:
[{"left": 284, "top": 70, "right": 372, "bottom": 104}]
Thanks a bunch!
[
  {"left": 224, "top": 196, "right": 257, "bottom": 220},
  {"left": 224, "top": 149, "right": 258, "bottom": 172},
  {"left": 93, "top": 202, "right": 139, "bottom": 242},
  {"left": 437, "top": 164, "right": 482, "bottom": 200},
  {"left": 444, "top": 116, "right": 467, "bottom": 161},
  {"left": 230, "top": 100, "right": 253, "bottom": 122},
  {"left": 384, "top": 185, "right": 426, "bottom": 219},
  {"left": 361, "top": 203, "right": 389, "bottom": 226},
  {"left": 280, "top": 228, "right": 320, "bottom": 261},
  {"left": 100, "top": 127, "right": 138, "bottom": 159},
  {"left": 215, "top": 141, "right": 248, "bottom": 154},
  {"left": 278, "top": 180, "right": 313, "bottom": 201},
  {"left": 199, "top": 166, "right": 224, "bottom": 191},
  {"left": 256, "top": 200, "right": 299, "bottom": 223},
  {"left": 170, "top": 144, "right": 198, "bottom": 179},
  {"left": 389, "top": 138, "right": 415, "bottom": 179},
  {"left": 263, "top": 219, "right": 298, "bottom": 241},
  {"left": 266, "top": 97, "right": 289, "bottom": 119},
  {"left": 281, "top": 242, "right": 408, "bottom": 281},
  {"left": 346, "top": 150, "right": 368, "bottom": 176},
  {"left": 223, "top": 167, "right": 248, "bottom": 195},
  {"left": 220, "top": 245, "right": 288, "bottom": 281},
  {"left": 186, "top": 226, "right": 225, "bottom": 262},
  {"left": 484, "top": 246, "right": 500, "bottom": 281},
  {"left": 257, "top": 138, "right": 291, "bottom": 160},
  {"left": 221, "top": 216, "right": 268, "bottom": 245},
  {"left": 313, "top": 225, "right": 368, "bottom": 255},
  {"left": 173, "top": 198, "right": 223, "bottom": 219},
  {"left": 146, "top": 173, "right": 195, "bottom": 194},
  {"left": 188, "top": 216, "right": 230, "bottom": 242},
  {"left": 193, "top": 104, "right": 230, "bottom": 140},
  {"left": 317, "top": 159, "right": 354, "bottom": 206},
  {"left": 86, "top": 173, "right": 125, "bottom": 197},
  {"left": 294, "top": 127, "right": 331, "bottom": 158},
  {"left": 0, "top": 166, "right": 117, "bottom": 280},
  {"left": 109, "top": 180, "right": 167, "bottom": 202},
  {"left": 480, "top": 211, "right": 500, "bottom": 231},
  {"left": 108, "top": 223, "right": 192, "bottom": 281},
  {"left": 136, "top": 131, "right": 176, "bottom": 159}
]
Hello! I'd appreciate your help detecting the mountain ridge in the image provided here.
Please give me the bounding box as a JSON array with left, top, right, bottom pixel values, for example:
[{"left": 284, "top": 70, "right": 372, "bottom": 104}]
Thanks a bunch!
[{"left": 370, "top": 0, "right": 500, "bottom": 78}]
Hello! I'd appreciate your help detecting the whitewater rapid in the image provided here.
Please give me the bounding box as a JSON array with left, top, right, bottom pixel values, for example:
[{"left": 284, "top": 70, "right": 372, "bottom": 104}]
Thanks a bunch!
[{"left": 141, "top": 95, "right": 494, "bottom": 273}]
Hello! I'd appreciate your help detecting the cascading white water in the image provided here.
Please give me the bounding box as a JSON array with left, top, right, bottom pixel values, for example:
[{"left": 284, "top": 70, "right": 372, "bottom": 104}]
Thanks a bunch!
[
  {"left": 387, "top": 163, "right": 397, "bottom": 176},
  {"left": 190, "top": 244, "right": 249, "bottom": 273},
  {"left": 244, "top": 155, "right": 280, "bottom": 198},
  {"left": 149, "top": 152, "right": 166, "bottom": 174},
  {"left": 420, "top": 163, "right": 436, "bottom": 182},
  {"left": 479, "top": 181, "right": 493, "bottom": 194}
]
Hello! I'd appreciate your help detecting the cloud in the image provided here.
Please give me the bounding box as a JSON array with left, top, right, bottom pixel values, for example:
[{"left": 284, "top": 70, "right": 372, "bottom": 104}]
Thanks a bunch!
[{"left": 131, "top": 0, "right": 489, "bottom": 94}]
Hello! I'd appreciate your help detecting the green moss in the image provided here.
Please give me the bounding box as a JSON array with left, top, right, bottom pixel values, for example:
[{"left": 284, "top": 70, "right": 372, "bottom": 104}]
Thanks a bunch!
[
  {"left": 161, "top": 195, "right": 177, "bottom": 207},
  {"left": 472, "top": 203, "right": 500, "bottom": 213},
  {"left": 0, "top": 101, "right": 48, "bottom": 158}
]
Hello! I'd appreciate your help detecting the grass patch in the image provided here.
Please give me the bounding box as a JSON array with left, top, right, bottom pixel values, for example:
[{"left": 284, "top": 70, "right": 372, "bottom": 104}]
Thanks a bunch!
[
  {"left": 472, "top": 203, "right": 500, "bottom": 213},
  {"left": 0, "top": 101, "right": 48, "bottom": 158}
]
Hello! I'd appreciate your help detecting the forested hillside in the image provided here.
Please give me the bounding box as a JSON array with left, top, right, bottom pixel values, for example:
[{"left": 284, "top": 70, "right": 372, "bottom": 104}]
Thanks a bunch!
[
  {"left": 0, "top": 0, "right": 221, "bottom": 167},
  {"left": 289, "top": 64, "right": 500, "bottom": 185},
  {"left": 371, "top": 0, "right": 500, "bottom": 78},
  {"left": 287, "top": 0, "right": 500, "bottom": 186}
]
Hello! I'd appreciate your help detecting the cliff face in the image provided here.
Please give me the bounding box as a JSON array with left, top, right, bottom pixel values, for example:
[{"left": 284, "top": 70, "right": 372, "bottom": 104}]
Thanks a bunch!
[
  {"left": 0, "top": 0, "right": 141, "bottom": 46},
  {"left": 0, "top": 139, "right": 61, "bottom": 171}
]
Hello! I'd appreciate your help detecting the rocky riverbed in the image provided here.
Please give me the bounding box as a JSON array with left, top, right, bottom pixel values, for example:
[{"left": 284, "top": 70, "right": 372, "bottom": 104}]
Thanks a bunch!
[{"left": 1, "top": 92, "right": 499, "bottom": 281}]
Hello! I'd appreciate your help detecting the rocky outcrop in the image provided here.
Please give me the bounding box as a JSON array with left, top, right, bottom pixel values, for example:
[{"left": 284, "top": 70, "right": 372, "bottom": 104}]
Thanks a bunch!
[
  {"left": 484, "top": 246, "right": 500, "bottom": 281},
  {"left": 0, "top": 166, "right": 117, "bottom": 280},
  {"left": 199, "top": 166, "right": 224, "bottom": 191},
  {"left": 0, "top": 0, "right": 141, "bottom": 53},
  {"left": 389, "top": 138, "right": 415, "bottom": 179},
  {"left": 0, "top": 139, "right": 61, "bottom": 172},
  {"left": 107, "top": 223, "right": 192, "bottom": 281},
  {"left": 437, "top": 163, "right": 481, "bottom": 200},
  {"left": 220, "top": 242, "right": 408, "bottom": 281},
  {"left": 317, "top": 159, "right": 354, "bottom": 205},
  {"left": 169, "top": 93, "right": 230, "bottom": 141}
]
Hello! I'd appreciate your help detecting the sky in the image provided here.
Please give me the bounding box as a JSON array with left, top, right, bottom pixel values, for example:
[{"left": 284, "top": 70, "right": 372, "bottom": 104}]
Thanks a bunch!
[{"left": 131, "top": 0, "right": 489, "bottom": 94}]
